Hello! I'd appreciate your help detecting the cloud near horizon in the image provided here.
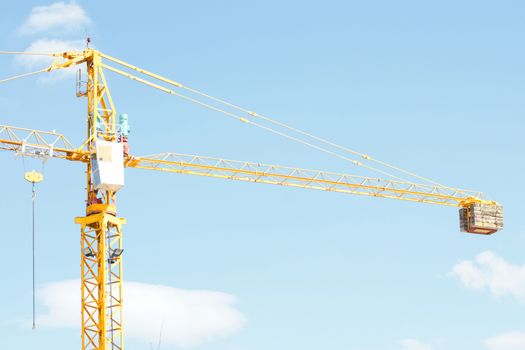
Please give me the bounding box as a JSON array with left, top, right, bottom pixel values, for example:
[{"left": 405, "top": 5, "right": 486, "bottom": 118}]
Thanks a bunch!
[
  {"left": 35, "top": 279, "right": 246, "bottom": 348},
  {"left": 400, "top": 339, "right": 433, "bottom": 350},
  {"left": 485, "top": 331, "right": 525, "bottom": 350},
  {"left": 450, "top": 251, "right": 525, "bottom": 349},
  {"left": 450, "top": 251, "right": 525, "bottom": 302}
]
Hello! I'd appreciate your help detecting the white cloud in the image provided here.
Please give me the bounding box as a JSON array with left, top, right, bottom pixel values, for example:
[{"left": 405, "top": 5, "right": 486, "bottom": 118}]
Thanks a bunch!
[
  {"left": 485, "top": 332, "right": 525, "bottom": 350},
  {"left": 15, "top": 38, "right": 85, "bottom": 81},
  {"left": 35, "top": 279, "right": 246, "bottom": 347},
  {"left": 450, "top": 251, "right": 525, "bottom": 302},
  {"left": 400, "top": 339, "right": 433, "bottom": 350},
  {"left": 20, "top": 1, "right": 91, "bottom": 35}
]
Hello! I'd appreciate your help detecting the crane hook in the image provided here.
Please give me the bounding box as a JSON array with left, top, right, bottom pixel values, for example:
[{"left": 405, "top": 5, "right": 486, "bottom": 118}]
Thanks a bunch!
[{"left": 24, "top": 170, "right": 43, "bottom": 330}]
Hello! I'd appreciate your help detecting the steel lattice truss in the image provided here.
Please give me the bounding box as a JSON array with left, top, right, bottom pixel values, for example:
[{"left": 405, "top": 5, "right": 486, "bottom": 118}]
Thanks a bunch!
[
  {"left": 130, "top": 153, "right": 485, "bottom": 207},
  {"left": 0, "top": 124, "right": 487, "bottom": 208}
]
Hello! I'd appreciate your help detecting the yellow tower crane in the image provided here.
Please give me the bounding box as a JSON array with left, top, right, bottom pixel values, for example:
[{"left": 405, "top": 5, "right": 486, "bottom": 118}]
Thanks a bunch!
[{"left": 0, "top": 48, "right": 503, "bottom": 350}]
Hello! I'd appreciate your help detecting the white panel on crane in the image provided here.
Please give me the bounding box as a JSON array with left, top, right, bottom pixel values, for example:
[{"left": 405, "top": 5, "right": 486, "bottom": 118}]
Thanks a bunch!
[{"left": 91, "top": 141, "right": 124, "bottom": 192}]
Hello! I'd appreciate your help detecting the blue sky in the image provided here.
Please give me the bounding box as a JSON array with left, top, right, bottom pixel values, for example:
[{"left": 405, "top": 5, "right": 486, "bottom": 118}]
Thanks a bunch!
[{"left": 1, "top": 1, "right": 525, "bottom": 350}]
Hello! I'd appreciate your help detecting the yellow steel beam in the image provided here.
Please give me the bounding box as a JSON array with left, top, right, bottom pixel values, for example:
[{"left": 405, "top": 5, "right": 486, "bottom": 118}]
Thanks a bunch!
[
  {"left": 0, "top": 123, "right": 498, "bottom": 209},
  {"left": 127, "top": 153, "right": 491, "bottom": 207},
  {"left": 0, "top": 125, "right": 88, "bottom": 161},
  {"left": 76, "top": 211, "right": 125, "bottom": 350}
]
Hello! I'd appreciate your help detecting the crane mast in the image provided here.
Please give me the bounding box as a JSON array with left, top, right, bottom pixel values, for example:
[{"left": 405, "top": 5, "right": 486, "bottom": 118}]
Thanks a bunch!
[{"left": 74, "top": 50, "right": 125, "bottom": 350}]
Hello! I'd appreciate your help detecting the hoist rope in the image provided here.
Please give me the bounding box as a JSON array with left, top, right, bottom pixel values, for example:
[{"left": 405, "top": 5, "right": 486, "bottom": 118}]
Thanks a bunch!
[
  {"left": 20, "top": 155, "right": 46, "bottom": 330},
  {"left": 0, "top": 51, "right": 56, "bottom": 56},
  {"left": 20, "top": 157, "right": 36, "bottom": 329},
  {"left": 102, "top": 63, "right": 411, "bottom": 182},
  {"left": 0, "top": 49, "right": 447, "bottom": 187},
  {"left": 99, "top": 56, "right": 446, "bottom": 187},
  {"left": 178, "top": 86, "right": 446, "bottom": 186},
  {"left": 31, "top": 181, "right": 36, "bottom": 330},
  {"left": 0, "top": 68, "right": 49, "bottom": 84}
]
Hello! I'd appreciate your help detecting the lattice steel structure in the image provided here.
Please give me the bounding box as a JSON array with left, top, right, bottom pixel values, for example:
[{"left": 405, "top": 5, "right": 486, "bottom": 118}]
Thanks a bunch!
[
  {"left": 74, "top": 50, "right": 124, "bottom": 350},
  {"left": 0, "top": 47, "right": 503, "bottom": 350}
]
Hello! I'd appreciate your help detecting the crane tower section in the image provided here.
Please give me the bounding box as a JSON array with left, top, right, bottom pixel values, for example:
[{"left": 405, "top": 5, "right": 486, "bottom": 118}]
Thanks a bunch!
[{"left": 76, "top": 49, "right": 125, "bottom": 350}]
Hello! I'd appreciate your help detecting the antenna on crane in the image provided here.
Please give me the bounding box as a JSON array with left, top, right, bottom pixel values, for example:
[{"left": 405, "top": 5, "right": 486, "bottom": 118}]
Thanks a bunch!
[{"left": 24, "top": 170, "right": 43, "bottom": 330}]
